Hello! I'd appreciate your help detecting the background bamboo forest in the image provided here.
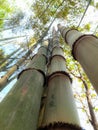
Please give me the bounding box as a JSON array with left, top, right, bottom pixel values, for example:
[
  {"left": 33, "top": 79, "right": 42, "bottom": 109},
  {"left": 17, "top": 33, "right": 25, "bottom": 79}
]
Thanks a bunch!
[{"left": 0, "top": 0, "right": 98, "bottom": 130}]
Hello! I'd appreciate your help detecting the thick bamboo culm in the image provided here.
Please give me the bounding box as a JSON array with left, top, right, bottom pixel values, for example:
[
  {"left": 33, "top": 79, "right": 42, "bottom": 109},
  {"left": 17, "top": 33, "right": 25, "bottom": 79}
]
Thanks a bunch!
[
  {"left": 58, "top": 24, "right": 98, "bottom": 94},
  {"left": 0, "top": 45, "right": 35, "bottom": 89},
  {"left": 0, "top": 45, "right": 47, "bottom": 130},
  {"left": 37, "top": 46, "right": 48, "bottom": 56},
  {"left": 48, "top": 55, "right": 66, "bottom": 75},
  {"left": 40, "top": 28, "right": 82, "bottom": 130},
  {"left": 52, "top": 46, "right": 65, "bottom": 57},
  {"left": 41, "top": 73, "right": 82, "bottom": 130}
]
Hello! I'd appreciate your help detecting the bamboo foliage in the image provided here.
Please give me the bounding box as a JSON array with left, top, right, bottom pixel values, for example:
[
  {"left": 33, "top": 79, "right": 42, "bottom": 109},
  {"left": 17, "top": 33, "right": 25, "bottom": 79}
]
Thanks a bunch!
[
  {"left": 39, "top": 28, "right": 82, "bottom": 130},
  {"left": 0, "top": 44, "right": 47, "bottom": 130},
  {"left": 58, "top": 24, "right": 98, "bottom": 94}
]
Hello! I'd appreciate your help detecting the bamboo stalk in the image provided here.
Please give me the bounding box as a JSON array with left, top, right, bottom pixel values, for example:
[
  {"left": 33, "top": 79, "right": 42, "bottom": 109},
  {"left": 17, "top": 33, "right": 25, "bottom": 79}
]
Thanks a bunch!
[
  {"left": 1, "top": 49, "right": 25, "bottom": 71},
  {"left": 0, "top": 35, "right": 28, "bottom": 42},
  {"left": 52, "top": 46, "right": 64, "bottom": 57},
  {"left": 0, "top": 48, "right": 20, "bottom": 66},
  {"left": 38, "top": 46, "right": 48, "bottom": 56},
  {"left": 48, "top": 55, "right": 66, "bottom": 75},
  {"left": 0, "top": 46, "right": 47, "bottom": 130},
  {"left": 39, "top": 28, "right": 82, "bottom": 130},
  {"left": 0, "top": 45, "right": 34, "bottom": 89},
  {"left": 58, "top": 24, "right": 98, "bottom": 94},
  {"left": 41, "top": 73, "right": 81, "bottom": 129}
]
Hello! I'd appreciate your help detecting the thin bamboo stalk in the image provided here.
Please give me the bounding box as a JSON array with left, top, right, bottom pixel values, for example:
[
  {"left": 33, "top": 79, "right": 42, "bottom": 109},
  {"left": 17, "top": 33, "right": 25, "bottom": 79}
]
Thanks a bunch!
[
  {"left": 0, "top": 48, "right": 20, "bottom": 66},
  {"left": 1, "top": 49, "right": 25, "bottom": 71},
  {"left": 0, "top": 45, "right": 33, "bottom": 89},
  {"left": 0, "top": 35, "right": 28, "bottom": 42}
]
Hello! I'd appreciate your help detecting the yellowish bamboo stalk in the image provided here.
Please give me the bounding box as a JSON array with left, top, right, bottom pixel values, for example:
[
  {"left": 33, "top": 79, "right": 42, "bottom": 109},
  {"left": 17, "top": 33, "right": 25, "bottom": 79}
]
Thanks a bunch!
[{"left": 0, "top": 65, "right": 17, "bottom": 87}]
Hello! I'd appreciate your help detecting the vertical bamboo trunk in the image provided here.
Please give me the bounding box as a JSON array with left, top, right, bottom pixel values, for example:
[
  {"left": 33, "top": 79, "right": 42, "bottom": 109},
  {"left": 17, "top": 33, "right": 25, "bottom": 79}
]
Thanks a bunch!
[
  {"left": 0, "top": 45, "right": 47, "bottom": 130},
  {"left": 58, "top": 24, "right": 98, "bottom": 94},
  {"left": 37, "top": 41, "right": 52, "bottom": 127},
  {"left": 41, "top": 73, "right": 82, "bottom": 130},
  {"left": 39, "top": 28, "right": 82, "bottom": 130}
]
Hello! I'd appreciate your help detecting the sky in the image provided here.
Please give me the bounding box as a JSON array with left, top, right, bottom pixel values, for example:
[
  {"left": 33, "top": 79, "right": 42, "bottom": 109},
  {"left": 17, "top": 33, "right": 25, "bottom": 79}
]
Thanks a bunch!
[
  {"left": 0, "top": 0, "right": 98, "bottom": 129},
  {"left": 80, "top": 2, "right": 98, "bottom": 33}
]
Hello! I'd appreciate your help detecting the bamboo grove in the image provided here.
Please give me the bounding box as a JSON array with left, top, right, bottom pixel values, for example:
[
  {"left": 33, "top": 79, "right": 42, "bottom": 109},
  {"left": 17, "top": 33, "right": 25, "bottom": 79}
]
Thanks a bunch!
[{"left": 0, "top": 24, "right": 98, "bottom": 130}]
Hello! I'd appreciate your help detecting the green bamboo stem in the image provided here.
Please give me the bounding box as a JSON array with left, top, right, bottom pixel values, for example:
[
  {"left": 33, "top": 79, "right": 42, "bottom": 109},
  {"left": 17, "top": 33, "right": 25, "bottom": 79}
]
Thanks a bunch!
[
  {"left": 27, "top": 54, "right": 47, "bottom": 72},
  {"left": 42, "top": 73, "right": 81, "bottom": 128},
  {"left": 0, "top": 46, "right": 47, "bottom": 130},
  {"left": 38, "top": 46, "right": 48, "bottom": 56},
  {"left": 48, "top": 55, "right": 66, "bottom": 75},
  {"left": 39, "top": 28, "right": 81, "bottom": 130},
  {"left": 52, "top": 46, "right": 64, "bottom": 57},
  {"left": 58, "top": 24, "right": 98, "bottom": 94},
  {"left": 38, "top": 87, "right": 47, "bottom": 128}
]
